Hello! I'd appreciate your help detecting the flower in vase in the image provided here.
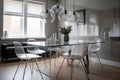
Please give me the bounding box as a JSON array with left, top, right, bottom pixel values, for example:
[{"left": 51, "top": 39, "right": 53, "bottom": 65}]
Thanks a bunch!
[
  {"left": 60, "top": 26, "right": 72, "bottom": 42},
  {"left": 60, "top": 26, "right": 72, "bottom": 34}
]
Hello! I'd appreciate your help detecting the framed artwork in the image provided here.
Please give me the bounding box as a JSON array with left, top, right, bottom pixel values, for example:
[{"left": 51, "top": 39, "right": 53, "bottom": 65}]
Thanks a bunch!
[{"left": 75, "top": 9, "right": 86, "bottom": 24}]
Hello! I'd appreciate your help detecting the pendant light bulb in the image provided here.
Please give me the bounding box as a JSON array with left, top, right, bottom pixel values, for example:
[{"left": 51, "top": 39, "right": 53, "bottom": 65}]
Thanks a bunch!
[
  {"left": 51, "top": 4, "right": 64, "bottom": 13},
  {"left": 40, "top": 9, "right": 55, "bottom": 23},
  {"left": 58, "top": 8, "right": 69, "bottom": 21},
  {"left": 40, "top": 0, "right": 55, "bottom": 23}
]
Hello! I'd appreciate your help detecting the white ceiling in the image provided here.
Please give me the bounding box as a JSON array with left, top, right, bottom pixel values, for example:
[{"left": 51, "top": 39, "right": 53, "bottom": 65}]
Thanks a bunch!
[
  {"left": 34, "top": 0, "right": 120, "bottom": 10},
  {"left": 66, "top": 0, "right": 120, "bottom": 10}
]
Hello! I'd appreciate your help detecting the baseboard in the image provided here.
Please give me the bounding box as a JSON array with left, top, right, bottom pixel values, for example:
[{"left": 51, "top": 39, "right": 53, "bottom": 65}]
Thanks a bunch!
[{"left": 92, "top": 57, "right": 120, "bottom": 67}]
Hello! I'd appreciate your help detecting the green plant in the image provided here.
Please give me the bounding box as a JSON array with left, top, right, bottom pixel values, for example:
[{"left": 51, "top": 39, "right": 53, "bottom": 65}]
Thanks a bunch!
[{"left": 60, "top": 26, "right": 72, "bottom": 34}]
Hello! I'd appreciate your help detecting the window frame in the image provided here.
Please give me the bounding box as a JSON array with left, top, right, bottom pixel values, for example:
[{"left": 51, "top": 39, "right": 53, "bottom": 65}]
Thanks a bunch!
[{"left": 3, "top": 0, "right": 45, "bottom": 39}]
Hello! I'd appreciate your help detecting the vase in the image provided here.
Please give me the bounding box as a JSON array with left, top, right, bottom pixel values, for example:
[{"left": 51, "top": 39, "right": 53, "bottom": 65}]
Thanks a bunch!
[{"left": 64, "top": 34, "right": 69, "bottom": 42}]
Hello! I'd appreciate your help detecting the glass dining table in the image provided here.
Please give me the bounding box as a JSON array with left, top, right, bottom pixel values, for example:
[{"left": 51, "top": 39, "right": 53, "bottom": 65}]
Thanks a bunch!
[{"left": 24, "top": 39, "right": 104, "bottom": 75}]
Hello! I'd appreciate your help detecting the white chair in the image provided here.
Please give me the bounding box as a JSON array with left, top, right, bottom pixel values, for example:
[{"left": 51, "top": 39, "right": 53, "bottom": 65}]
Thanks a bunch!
[
  {"left": 27, "top": 39, "right": 46, "bottom": 67},
  {"left": 48, "top": 46, "right": 68, "bottom": 67},
  {"left": 88, "top": 39, "right": 103, "bottom": 69},
  {"left": 56, "top": 43, "right": 89, "bottom": 80},
  {"left": 13, "top": 41, "right": 43, "bottom": 80},
  {"left": 46, "top": 37, "right": 67, "bottom": 67},
  {"left": 27, "top": 39, "right": 45, "bottom": 55},
  {"left": 48, "top": 47, "right": 60, "bottom": 63}
]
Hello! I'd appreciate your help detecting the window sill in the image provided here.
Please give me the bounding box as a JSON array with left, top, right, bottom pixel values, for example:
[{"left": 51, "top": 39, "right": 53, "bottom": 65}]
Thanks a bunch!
[{"left": 1, "top": 37, "right": 47, "bottom": 41}]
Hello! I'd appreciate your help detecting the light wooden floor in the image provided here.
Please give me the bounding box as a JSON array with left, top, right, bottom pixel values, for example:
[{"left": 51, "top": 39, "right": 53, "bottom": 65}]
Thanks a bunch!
[{"left": 0, "top": 57, "right": 120, "bottom": 80}]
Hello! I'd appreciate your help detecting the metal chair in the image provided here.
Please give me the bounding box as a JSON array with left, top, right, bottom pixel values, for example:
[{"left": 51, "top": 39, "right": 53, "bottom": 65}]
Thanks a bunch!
[
  {"left": 27, "top": 39, "right": 46, "bottom": 67},
  {"left": 88, "top": 39, "right": 103, "bottom": 69},
  {"left": 27, "top": 39, "right": 45, "bottom": 55},
  {"left": 56, "top": 43, "right": 89, "bottom": 80},
  {"left": 46, "top": 37, "right": 67, "bottom": 67},
  {"left": 12, "top": 41, "right": 43, "bottom": 80},
  {"left": 48, "top": 47, "right": 67, "bottom": 67}
]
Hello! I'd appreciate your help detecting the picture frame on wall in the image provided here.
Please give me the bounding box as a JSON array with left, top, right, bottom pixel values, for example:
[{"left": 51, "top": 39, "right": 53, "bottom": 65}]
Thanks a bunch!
[{"left": 75, "top": 9, "right": 86, "bottom": 24}]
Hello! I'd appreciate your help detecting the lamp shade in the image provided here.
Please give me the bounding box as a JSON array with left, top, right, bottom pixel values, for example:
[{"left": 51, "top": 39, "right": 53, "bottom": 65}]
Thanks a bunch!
[
  {"left": 40, "top": 9, "right": 55, "bottom": 23},
  {"left": 51, "top": 4, "right": 64, "bottom": 13},
  {"left": 58, "top": 10, "right": 80, "bottom": 22}
]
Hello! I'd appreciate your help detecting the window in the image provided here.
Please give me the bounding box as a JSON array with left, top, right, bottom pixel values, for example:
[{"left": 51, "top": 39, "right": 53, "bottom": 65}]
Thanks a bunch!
[
  {"left": 4, "top": 15, "right": 23, "bottom": 38},
  {"left": 87, "top": 13, "right": 99, "bottom": 36},
  {"left": 77, "top": 24, "right": 87, "bottom": 36},
  {"left": 3, "top": 0, "right": 45, "bottom": 38}
]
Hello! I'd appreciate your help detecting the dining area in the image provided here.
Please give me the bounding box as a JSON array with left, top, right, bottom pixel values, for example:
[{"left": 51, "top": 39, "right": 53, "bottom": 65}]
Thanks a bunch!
[
  {"left": 6, "top": 37, "right": 105, "bottom": 80},
  {"left": 0, "top": 38, "right": 120, "bottom": 80},
  {"left": 0, "top": 0, "right": 120, "bottom": 80}
]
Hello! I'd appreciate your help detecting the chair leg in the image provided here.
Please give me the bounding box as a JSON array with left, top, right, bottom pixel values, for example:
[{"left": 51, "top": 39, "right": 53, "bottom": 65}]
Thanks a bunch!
[
  {"left": 54, "top": 52, "right": 61, "bottom": 67},
  {"left": 82, "top": 58, "right": 89, "bottom": 74},
  {"left": 82, "top": 58, "right": 88, "bottom": 71},
  {"left": 35, "top": 59, "right": 43, "bottom": 79},
  {"left": 80, "top": 59, "right": 87, "bottom": 72},
  {"left": 13, "top": 60, "right": 21, "bottom": 80},
  {"left": 49, "top": 51, "right": 52, "bottom": 78},
  {"left": 41, "top": 57, "right": 47, "bottom": 68},
  {"left": 43, "top": 59, "right": 47, "bottom": 68},
  {"left": 22, "top": 60, "right": 28, "bottom": 80},
  {"left": 56, "top": 58, "right": 65, "bottom": 78},
  {"left": 96, "top": 52, "right": 103, "bottom": 69},
  {"left": 70, "top": 59, "right": 73, "bottom": 80},
  {"left": 80, "top": 60, "right": 89, "bottom": 80},
  {"left": 30, "top": 59, "right": 35, "bottom": 75},
  {"left": 54, "top": 52, "right": 57, "bottom": 67}
]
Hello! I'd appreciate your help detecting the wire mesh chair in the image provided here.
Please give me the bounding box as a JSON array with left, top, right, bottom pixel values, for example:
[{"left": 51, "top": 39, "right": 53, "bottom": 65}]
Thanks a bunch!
[
  {"left": 12, "top": 41, "right": 43, "bottom": 80},
  {"left": 27, "top": 39, "right": 45, "bottom": 55},
  {"left": 88, "top": 39, "right": 103, "bottom": 69},
  {"left": 27, "top": 39, "right": 47, "bottom": 67},
  {"left": 48, "top": 47, "right": 67, "bottom": 67},
  {"left": 56, "top": 43, "right": 89, "bottom": 80},
  {"left": 46, "top": 37, "right": 68, "bottom": 67}
]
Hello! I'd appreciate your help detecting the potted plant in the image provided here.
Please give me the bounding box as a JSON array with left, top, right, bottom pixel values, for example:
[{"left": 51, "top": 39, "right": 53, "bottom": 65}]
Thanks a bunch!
[{"left": 60, "top": 26, "right": 72, "bottom": 42}]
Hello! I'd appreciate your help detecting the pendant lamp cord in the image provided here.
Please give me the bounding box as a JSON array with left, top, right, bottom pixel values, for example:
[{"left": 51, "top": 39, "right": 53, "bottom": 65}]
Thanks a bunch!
[
  {"left": 116, "top": 0, "right": 118, "bottom": 19},
  {"left": 65, "top": 0, "right": 66, "bottom": 9},
  {"left": 65, "top": 0, "right": 67, "bottom": 14},
  {"left": 45, "top": 0, "right": 48, "bottom": 13},
  {"left": 73, "top": 0, "right": 75, "bottom": 15}
]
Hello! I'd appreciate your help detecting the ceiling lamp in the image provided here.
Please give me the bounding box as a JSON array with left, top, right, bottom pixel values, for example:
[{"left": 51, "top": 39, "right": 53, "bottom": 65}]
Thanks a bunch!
[
  {"left": 50, "top": 0, "right": 65, "bottom": 22},
  {"left": 40, "top": 0, "right": 55, "bottom": 23},
  {"left": 69, "top": 0, "right": 80, "bottom": 22},
  {"left": 74, "top": 12, "right": 80, "bottom": 22},
  {"left": 51, "top": 3, "right": 64, "bottom": 13},
  {"left": 57, "top": 0, "right": 68, "bottom": 21},
  {"left": 41, "top": 0, "right": 80, "bottom": 23},
  {"left": 58, "top": 0, "right": 80, "bottom": 22}
]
